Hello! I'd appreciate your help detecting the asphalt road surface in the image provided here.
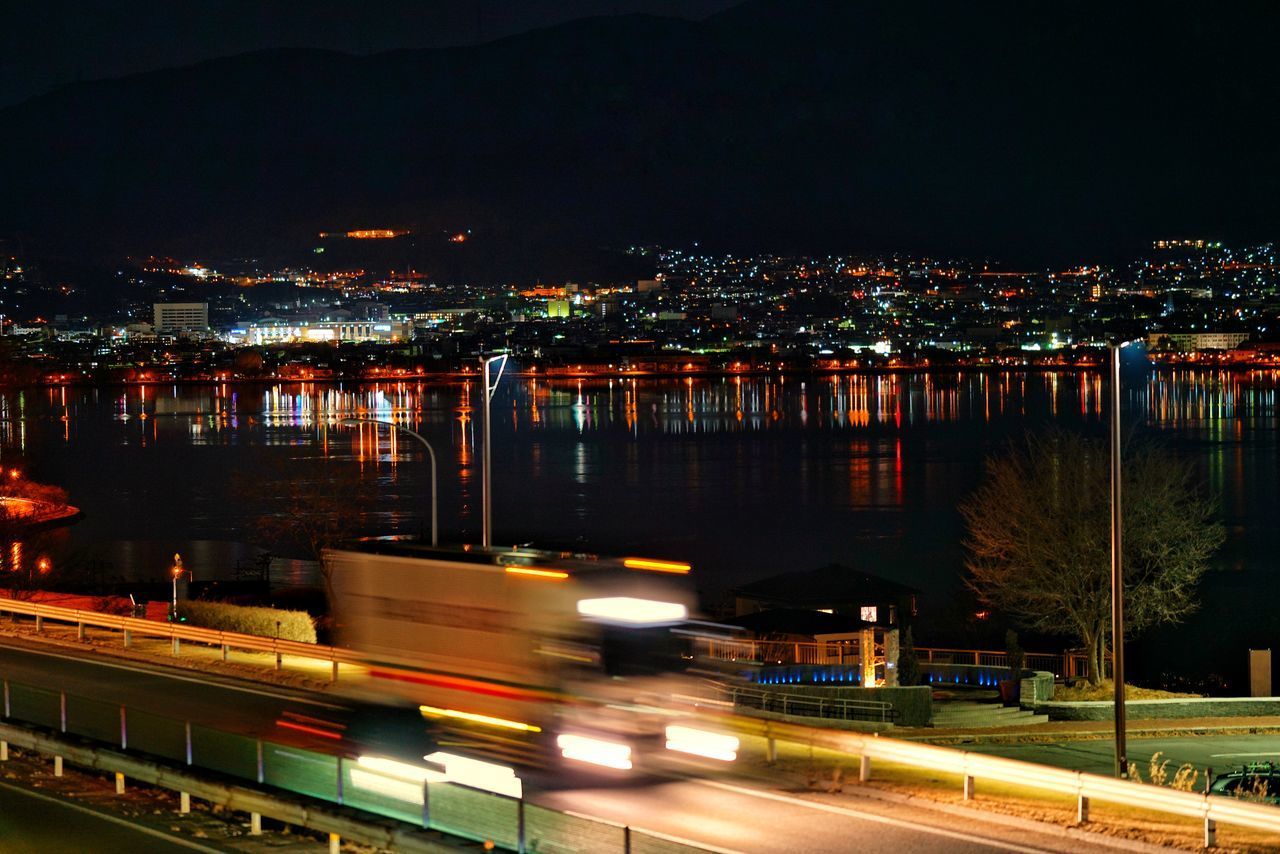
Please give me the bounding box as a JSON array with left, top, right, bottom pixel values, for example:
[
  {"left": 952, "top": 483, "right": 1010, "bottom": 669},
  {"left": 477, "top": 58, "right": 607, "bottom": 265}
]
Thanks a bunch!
[
  {"left": 0, "top": 778, "right": 214, "bottom": 854},
  {"left": 0, "top": 638, "right": 1134, "bottom": 853},
  {"left": 968, "top": 734, "right": 1280, "bottom": 778}
]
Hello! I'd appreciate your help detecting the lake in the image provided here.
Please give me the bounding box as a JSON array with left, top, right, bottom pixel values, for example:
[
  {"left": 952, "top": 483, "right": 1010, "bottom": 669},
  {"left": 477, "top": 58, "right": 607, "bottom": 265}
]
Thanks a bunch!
[{"left": 4, "top": 368, "right": 1277, "bottom": 691}]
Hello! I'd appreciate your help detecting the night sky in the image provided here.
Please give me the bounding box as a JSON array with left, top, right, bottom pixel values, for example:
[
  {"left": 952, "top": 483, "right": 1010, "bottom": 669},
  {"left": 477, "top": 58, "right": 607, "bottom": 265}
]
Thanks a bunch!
[
  {"left": 3, "top": 1, "right": 1280, "bottom": 265},
  {"left": 1, "top": 1, "right": 737, "bottom": 108}
]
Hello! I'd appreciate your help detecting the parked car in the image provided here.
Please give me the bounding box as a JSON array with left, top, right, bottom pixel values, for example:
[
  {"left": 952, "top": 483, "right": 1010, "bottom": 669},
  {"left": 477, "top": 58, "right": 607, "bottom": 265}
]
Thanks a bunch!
[{"left": 1209, "top": 763, "right": 1280, "bottom": 804}]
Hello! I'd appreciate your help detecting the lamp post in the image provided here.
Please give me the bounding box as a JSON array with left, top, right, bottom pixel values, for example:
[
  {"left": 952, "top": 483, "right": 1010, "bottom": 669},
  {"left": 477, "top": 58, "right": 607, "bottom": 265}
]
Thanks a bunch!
[
  {"left": 170, "top": 553, "right": 191, "bottom": 621},
  {"left": 1109, "top": 340, "right": 1133, "bottom": 778},
  {"left": 339, "top": 418, "right": 438, "bottom": 547},
  {"left": 480, "top": 354, "right": 508, "bottom": 548}
]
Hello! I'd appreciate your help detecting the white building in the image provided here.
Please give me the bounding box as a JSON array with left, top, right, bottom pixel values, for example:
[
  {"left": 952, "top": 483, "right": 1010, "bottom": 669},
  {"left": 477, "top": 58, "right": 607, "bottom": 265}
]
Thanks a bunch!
[
  {"left": 153, "top": 302, "right": 209, "bottom": 333},
  {"left": 230, "top": 316, "right": 413, "bottom": 346},
  {"left": 1147, "top": 331, "right": 1248, "bottom": 352}
]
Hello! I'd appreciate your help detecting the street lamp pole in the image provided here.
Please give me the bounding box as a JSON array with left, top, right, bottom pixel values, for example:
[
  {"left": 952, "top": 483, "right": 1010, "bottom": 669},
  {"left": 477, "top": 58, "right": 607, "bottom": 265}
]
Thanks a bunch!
[
  {"left": 170, "top": 553, "right": 190, "bottom": 620},
  {"left": 339, "top": 418, "right": 438, "bottom": 547},
  {"left": 480, "top": 353, "right": 508, "bottom": 548},
  {"left": 1109, "top": 341, "right": 1128, "bottom": 778}
]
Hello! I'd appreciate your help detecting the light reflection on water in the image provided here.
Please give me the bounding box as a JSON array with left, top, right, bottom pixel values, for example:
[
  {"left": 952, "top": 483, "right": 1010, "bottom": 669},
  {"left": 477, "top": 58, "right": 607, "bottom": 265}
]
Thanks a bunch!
[{"left": 1, "top": 370, "right": 1276, "bottom": 688}]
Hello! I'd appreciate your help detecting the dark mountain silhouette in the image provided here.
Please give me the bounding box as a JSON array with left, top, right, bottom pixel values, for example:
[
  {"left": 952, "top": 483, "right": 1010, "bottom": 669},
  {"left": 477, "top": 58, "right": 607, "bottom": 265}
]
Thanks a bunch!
[{"left": 3, "top": 0, "right": 1278, "bottom": 268}]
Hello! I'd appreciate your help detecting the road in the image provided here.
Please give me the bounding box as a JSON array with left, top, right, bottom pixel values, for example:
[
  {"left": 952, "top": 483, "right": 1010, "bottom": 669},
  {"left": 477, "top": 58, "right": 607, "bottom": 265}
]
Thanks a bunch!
[
  {"left": 535, "top": 775, "right": 1122, "bottom": 854},
  {"left": 0, "top": 638, "right": 1130, "bottom": 853},
  {"left": 0, "top": 777, "right": 215, "bottom": 853},
  {"left": 969, "top": 734, "right": 1280, "bottom": 779}
]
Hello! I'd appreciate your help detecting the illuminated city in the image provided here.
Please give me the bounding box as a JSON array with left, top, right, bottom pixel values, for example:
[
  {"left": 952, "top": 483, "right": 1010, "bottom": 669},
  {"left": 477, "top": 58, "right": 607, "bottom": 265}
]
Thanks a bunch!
[{"left": 0, "top": 3, "right": 1278, "bottom": 852}]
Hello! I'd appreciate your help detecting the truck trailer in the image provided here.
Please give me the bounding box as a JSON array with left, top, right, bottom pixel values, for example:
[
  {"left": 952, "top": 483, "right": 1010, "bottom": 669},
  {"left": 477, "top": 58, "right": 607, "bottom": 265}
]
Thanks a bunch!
[{"left": 326, "top": 538, "right": 737, "bottom": 774}]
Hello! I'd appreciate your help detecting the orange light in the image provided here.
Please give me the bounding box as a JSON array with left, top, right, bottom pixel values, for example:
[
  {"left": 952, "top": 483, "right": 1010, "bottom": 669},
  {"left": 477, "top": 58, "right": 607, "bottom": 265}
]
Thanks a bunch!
[
  {"left": 623, "top": 558, "right": 691, "bottom": 574},
  {"left": 8, "top": 470, "right": 18, "bottom": 480},
  {"left": 504, "top": 566, "right": 568, "bottom": 580},
  {"left": 36, "top": 558, "right": 50, "bottom": 573}
]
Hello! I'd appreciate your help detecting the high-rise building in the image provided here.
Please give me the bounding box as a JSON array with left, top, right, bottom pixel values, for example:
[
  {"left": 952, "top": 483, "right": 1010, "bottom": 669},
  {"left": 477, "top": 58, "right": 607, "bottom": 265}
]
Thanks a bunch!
[{"left": 153, "top": 302, "right": 209, "bottom": 333}]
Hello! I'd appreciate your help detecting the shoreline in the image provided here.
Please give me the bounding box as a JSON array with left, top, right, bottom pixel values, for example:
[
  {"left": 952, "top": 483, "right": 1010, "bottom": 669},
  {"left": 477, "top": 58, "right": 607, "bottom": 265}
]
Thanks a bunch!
[{"left": 8, "top": 360, "right": 1280, "bottom": 389}]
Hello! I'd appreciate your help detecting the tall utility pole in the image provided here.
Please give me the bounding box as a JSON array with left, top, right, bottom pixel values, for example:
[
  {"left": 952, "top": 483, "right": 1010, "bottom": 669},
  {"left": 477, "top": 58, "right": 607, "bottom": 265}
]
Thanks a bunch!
[
  {"left": 1109, "top": 341, "right": 1128, "bottom": 778},
  {"left": 480, "top": 353, "right": 508, "bottom": 548}
]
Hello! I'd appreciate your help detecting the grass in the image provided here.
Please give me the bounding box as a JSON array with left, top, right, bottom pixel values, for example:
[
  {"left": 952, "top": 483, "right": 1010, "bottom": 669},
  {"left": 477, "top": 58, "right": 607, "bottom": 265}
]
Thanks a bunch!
[{"left": 1054, "top": 679, "right": 1201, "bottom": 701}]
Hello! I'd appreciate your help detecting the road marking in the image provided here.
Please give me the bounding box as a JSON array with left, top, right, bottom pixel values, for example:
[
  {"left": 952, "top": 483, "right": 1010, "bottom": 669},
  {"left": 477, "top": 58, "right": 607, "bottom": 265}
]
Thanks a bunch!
[
  {"left": 0, "top": 777, "right": 225, "bottom": 852},
  {"left": 1209, "top": 752, "right": 1280, "bottom": 758},
  {"left": 695, "top": 779, "right": 1057, "bottom": 853},
  {"left": 0, "top": 641, "right": 344, "bottom": 709}
]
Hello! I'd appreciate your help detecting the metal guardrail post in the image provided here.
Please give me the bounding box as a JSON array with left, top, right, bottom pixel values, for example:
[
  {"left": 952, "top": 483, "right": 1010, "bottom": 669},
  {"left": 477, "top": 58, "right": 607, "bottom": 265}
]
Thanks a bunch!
[
  {"left": 256, "top": 739, "right": 264, "bottom": 783},
  {"left": 1204, "top": 815, "right": 1216, "bottom": 848},
  {"left": 120, "top": 706, "right": 127, "bottom": 749},
  {"left": 2, "top": 680, "right": 7, "bottom": 718},
  {"left": 1077, "top": 793, "right": 1089, "bottom": 823},
  {"left": 59, "top": 691, "right": 66, "bottom": 732},
  {"left": 623, "top": 824, "right": 631, "bottom": 854},
  {"left": 335, "top": 756, "right": 344, "bottom": 806},
  {"left": 517, "top": 796, "right": 526, "bottom": 854},
  {"left": 859, "top": 755, "right": 870, "bottom": 782},
  {"left": 185, "top": 722, "right": 192, "bottom": 765}
]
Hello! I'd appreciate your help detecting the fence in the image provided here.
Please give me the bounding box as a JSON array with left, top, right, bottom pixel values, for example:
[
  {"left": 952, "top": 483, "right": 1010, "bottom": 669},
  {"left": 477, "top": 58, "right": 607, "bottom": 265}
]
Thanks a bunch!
[
  {"left": 693, "top": 636, "right": 860, "bottom": 666},
  {"left": 0, "top": 674, "right": 721, "bottom": 854}
]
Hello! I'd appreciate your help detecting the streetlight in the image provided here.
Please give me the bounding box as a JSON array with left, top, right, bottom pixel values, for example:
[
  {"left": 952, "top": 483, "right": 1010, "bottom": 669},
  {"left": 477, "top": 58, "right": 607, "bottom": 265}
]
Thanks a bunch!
[
  {"left": 1109, "top": 338, "right": 1142, "bottom": 778},
  {"left": 170, "top": 553, "right": 191, "bottom": 620},
  {"left": 338, "top": 418, "right": 439, "bottom": 547},
  {"left": 480, "top": 353, "right": 508, "bottom": 548}
]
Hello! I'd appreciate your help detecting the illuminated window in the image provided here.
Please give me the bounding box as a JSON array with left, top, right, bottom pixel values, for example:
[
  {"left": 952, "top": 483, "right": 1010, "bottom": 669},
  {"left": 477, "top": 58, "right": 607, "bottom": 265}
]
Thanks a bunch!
[{"left": 860, "top": 606, "right": 878, "bottom": 623}]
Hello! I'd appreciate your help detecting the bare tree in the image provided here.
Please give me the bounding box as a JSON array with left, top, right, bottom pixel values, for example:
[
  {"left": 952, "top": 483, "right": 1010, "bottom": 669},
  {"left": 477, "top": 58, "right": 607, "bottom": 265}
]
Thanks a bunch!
[{"left": 961, "top": 430, "right": 1223, "bottom": 685}]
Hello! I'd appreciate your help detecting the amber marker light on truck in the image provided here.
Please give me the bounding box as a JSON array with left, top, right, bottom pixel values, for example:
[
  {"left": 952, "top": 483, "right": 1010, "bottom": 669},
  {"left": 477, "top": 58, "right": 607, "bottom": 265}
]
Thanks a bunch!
[
  {"left": 504, "top": 566, "right": 569, "bottom": 580},
  {"left": 419, "top": 704, "right": 542, "bottom": 733},
  {"left": 623, "top": 557, "right": 691, "bottom": 574}
]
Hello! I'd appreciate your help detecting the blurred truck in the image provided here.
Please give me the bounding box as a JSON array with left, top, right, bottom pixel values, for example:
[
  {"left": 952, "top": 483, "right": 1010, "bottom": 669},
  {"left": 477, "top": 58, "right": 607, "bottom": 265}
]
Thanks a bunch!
[{"left": 326, "top": 538, "right": 737, "bottom": 773}]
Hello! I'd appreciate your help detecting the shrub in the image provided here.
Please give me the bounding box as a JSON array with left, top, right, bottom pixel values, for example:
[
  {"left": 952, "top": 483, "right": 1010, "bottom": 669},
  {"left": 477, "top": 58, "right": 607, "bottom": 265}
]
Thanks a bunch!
[{"left": 176, "top": 600, "right": 316, "bottom": 644}]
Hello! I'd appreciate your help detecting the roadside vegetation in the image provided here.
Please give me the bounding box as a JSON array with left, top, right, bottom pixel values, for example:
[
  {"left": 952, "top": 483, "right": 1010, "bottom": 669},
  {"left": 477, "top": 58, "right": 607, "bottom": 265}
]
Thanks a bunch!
[
  {"left": 1054, "top": 679, "right": 1200, "bottom": 702},
  {"left": 176, "top": 600, "right": 316, "bottom": 643}
]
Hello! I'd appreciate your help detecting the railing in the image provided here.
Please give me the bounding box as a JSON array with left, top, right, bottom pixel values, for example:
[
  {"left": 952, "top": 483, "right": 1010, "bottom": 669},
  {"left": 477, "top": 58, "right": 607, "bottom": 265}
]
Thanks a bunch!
[
  {"left": 0, "top": 674, "right": 723, "bottom": 854},
  {"left": 717, "top": 715, "right": 1280, "bottom": 848},
  {"left": 695, "top": 636, "right": 861, "bottom": 666},
  {"left": 0, "top": 596, "right": 363, "bottom": 680},
  {"left": 917, "top": 647, "right": 1064, "bottom": 676},
  {"left": 711, "top": 683, "right": 896, "bottom": 723}
]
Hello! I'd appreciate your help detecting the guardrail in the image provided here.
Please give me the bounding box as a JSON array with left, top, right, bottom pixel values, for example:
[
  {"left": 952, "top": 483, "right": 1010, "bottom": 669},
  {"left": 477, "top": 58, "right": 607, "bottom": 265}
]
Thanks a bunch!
[
  {"left": 0, "top": 596, "right": 363, "bottom": 679},
  {"left": 700, "top": 712, "right": 1280, "bottom": 848},
  {"left": 0, "top": 673, "right": 725, "bottom": 854}
]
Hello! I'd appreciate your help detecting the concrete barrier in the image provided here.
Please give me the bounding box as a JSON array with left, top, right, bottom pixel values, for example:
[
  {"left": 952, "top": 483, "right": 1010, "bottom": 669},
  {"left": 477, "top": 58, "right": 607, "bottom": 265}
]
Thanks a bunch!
[{"left": 1034, "top": 696, "right": 1280, "bottom": 721}]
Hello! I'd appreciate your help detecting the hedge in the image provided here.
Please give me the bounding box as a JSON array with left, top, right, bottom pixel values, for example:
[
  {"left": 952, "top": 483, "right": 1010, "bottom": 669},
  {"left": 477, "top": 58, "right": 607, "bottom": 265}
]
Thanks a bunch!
[{"left": 176, "top": 600, "right": 316, "bottom": 644}]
